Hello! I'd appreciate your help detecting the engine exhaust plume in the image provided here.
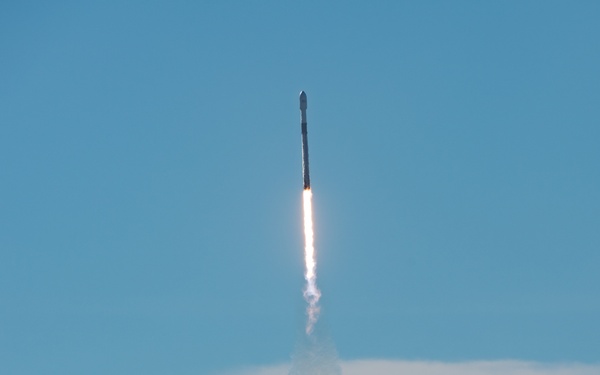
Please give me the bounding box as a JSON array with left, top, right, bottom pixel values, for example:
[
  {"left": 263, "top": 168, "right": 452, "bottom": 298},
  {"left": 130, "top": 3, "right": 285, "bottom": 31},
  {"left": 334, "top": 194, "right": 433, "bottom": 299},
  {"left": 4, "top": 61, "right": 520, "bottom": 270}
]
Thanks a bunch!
[{"left": 302, "top": 188, "right": 321, "bottom": 334}]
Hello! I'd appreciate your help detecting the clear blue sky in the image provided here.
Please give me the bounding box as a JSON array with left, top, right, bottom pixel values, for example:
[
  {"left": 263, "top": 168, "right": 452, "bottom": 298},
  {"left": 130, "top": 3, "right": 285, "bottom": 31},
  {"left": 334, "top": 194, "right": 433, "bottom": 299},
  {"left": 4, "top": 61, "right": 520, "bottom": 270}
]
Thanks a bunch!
[{"left": 1, "top": 1, "right": 599, "bottom": 374}]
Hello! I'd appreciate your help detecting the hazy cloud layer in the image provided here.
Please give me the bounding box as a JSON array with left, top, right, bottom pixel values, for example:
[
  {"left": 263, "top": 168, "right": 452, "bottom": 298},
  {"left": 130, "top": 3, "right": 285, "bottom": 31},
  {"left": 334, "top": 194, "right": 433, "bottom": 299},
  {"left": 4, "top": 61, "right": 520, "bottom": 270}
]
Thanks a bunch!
[{"left": 220, "top": 360, "right": 600, "bottom": 375}]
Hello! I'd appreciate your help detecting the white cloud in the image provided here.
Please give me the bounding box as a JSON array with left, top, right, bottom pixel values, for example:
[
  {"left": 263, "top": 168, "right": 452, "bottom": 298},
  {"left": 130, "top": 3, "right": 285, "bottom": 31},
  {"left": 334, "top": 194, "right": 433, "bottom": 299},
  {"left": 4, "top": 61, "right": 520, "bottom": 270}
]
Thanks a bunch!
[{"left": 219, "top": 360, "right": 600, "bottom": 375}]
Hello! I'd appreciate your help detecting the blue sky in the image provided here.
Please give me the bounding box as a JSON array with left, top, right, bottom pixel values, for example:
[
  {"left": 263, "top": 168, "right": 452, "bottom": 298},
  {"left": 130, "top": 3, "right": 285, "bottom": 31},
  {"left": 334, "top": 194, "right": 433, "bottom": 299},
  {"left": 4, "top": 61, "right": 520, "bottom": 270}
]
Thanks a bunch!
[{"left": 1, "top": 1, "right": 599, "bottom": 374}]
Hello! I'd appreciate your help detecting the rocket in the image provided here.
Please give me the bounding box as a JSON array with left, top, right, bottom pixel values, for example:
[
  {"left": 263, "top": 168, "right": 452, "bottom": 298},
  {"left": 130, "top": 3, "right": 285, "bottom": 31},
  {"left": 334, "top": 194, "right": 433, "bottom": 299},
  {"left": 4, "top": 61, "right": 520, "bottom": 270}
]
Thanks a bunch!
[{"left": 299, "top": 91, "right": 310, "bottom": 190}]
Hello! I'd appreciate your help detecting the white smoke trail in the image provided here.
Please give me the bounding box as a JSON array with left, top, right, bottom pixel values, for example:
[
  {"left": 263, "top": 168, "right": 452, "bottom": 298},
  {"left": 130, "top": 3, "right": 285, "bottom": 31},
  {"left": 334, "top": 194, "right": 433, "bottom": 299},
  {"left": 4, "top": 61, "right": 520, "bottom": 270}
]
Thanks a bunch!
[
  {"left": 302, "top": 188, "right": 321, "bottom": 335},
  {"left": 289, "top": 333, "right": 342, "bottom": 375}
]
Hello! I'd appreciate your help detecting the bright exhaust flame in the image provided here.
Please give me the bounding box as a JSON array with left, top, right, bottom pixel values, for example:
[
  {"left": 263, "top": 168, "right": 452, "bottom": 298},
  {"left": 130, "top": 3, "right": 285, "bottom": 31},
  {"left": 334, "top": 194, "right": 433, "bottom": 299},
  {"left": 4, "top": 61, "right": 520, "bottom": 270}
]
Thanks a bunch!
[{"left": 302, "top": 188, "right": 321, "bottom": 334}]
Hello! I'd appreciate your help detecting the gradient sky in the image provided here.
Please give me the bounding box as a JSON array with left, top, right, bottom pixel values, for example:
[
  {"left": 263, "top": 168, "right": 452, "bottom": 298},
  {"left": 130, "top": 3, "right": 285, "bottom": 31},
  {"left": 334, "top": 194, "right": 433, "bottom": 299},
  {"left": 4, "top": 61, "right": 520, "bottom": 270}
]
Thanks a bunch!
[{"left": 1, "top": 1, "right": 599, "bottom": 374}]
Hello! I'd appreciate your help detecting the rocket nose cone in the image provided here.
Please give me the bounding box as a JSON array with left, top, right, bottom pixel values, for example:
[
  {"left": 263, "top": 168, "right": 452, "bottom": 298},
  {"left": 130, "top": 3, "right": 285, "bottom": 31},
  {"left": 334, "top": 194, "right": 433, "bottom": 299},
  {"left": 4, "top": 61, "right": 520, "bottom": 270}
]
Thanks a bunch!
[{"left": 299, "top": 91, "right": 307, "bottom": 109}]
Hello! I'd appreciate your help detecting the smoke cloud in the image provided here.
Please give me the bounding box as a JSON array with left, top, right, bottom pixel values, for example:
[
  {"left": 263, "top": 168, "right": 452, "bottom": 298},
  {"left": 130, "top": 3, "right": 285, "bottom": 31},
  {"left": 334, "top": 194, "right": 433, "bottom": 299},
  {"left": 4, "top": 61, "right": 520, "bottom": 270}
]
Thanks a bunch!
[{"left": 218, "top": 359, "right": 600, "bottom": 375}]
